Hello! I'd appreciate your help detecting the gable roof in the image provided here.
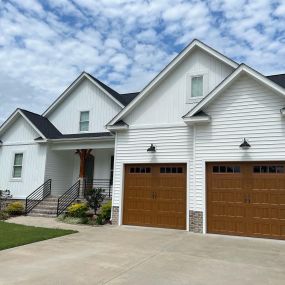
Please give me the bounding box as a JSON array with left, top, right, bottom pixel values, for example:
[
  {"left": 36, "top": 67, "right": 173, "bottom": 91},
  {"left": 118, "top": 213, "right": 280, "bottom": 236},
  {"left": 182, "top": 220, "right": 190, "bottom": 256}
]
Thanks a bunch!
[
  {"left": 0, "top": 109, "right": 57, "bottom": 140},
  {"left": 183, "top": 64, "right": 285, "bottom": 118},
  {"left": 20, "top": 109, "right": 62, "bottom": 139},
  {"left": 43, "top": 72, "right": 138, "bottom": 116},
  {"left": 107, "top": 39, "right": 239, "bottom": 126},
  {"left": 267, "top": 74, "right": 285, "bottom": 89},
  {"left": 86, "top": 73, "right": 139, "bottom": 106}
]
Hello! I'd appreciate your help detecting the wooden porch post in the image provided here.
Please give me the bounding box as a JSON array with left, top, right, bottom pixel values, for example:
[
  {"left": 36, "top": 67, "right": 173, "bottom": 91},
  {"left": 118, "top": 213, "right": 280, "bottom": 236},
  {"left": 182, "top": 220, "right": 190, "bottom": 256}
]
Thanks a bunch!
[{"left": 76, "top": 149, "right": 92, "bottom": 197}]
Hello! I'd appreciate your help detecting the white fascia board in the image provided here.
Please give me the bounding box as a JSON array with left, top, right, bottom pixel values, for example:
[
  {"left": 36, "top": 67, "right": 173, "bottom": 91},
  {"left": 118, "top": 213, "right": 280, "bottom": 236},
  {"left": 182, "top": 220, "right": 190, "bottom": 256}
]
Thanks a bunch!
[
  {"left": 0, "top": 109, "right": 46, "bottom": 139},
  {"left": 184, "top": 64, "right": 285, "bottom": 118},
  {"left": 183, "top": 116, "right": 211, "bottom": 125},
  {"left": 106, "top": 125, "right": 129, "bottom": 131},
  {"left": 107, "top": 39, "right": 238, "bottom": 126},
  {"left": 49, "top": 136, "right": 115, "bottom": 144},
  {"left": 43, "top": 73, "right": 124, "bottom": 117}
]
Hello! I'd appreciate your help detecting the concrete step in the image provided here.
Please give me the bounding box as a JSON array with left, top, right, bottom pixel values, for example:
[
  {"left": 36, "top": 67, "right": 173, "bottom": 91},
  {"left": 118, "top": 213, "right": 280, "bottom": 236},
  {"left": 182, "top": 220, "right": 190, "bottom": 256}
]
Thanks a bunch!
[{"left": 28, "top": 212, "right": 57, "bottom": 218}]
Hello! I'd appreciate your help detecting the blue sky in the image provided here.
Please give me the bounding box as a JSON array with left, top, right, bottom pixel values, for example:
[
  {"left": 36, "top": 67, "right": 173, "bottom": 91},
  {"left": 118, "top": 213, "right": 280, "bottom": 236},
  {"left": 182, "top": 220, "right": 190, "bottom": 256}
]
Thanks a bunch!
[{"left": 0, "top": 0, "right": 285, "bottom": 123}]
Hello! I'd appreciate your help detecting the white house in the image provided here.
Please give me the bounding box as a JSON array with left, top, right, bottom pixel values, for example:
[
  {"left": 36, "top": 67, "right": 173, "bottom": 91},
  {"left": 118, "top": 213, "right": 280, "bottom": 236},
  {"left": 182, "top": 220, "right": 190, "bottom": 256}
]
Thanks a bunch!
[{"left": 1, "top": 39, "right": 285, "bottom": 240}]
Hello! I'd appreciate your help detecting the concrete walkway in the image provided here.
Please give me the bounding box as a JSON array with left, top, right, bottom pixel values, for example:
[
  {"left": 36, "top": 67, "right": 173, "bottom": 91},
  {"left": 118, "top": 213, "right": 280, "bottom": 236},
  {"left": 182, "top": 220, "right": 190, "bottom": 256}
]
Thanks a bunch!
[{"left": 1, "top": 216, "right": 285, "bottom": 285}]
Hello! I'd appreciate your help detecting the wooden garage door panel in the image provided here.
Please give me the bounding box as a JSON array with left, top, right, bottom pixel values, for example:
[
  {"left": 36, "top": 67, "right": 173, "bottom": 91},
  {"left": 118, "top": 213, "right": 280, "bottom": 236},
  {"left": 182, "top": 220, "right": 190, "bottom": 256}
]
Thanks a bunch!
[
  {"left": 123, "top": 164, "right": 186, "bottom": 230},
  {"left": 207, "top": 162, "right": 285, "bottom": 240}
]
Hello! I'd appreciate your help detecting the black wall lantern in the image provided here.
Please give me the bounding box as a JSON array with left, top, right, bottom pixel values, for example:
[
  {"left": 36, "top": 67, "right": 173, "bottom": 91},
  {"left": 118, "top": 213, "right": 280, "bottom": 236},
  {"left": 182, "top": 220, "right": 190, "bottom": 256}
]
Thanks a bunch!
[
  {"left": 240, "top": 138, "right": 251, "bottom": 150},
  {"left": 147, "top": 144, "right": 156, "bottom": 153}
]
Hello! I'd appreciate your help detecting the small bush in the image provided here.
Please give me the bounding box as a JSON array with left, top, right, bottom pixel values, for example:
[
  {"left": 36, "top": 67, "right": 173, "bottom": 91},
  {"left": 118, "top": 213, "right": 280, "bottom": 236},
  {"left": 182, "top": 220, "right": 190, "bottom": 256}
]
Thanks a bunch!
[
  {"left": 58, "top": 215, "right": 88, "bottom": 225},
  {"left": 100, "top": 201, "right": 112, "bottom": 222},
  {"left": 5, "top": 202, "right": 24, "bottom": 216},
  {"left": 95, "top": 214, "right": 104, "bottom": 225},
  {"left": 66, "top": 203, "right": 88, "bottom": 218},
  {"left": 85, "top": 188, "right": 105, "bottom": 214},
  {"left": 0, "top": 210, "right": 9, "bottom": 220}
]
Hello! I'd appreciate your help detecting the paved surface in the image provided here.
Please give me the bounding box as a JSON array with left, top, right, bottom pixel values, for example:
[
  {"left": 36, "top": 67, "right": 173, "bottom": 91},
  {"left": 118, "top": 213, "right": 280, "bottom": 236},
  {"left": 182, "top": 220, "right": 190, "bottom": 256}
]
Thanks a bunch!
[{"left": 1, "top": 216, "right": 284, "bottom": 285}]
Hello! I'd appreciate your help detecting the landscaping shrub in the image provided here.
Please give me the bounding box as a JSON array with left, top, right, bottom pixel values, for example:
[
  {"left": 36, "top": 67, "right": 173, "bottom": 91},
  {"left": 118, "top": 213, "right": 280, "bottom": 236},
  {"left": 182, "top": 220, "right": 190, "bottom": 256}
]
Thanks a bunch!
[
  {"left": 85, "top": 188, "right": 105, "bottom": 214},
  {"left": 100, "top": 201, "right": 112, "bottom": 222},
  {"left": 66, "top": 203, "right": 88, "bottom": 218},
  {"left": 5, "top": 201, "right": 24, "bottom": 216},
  {"left": 0, "top": 211, "right": 9, "bottom": 220}
]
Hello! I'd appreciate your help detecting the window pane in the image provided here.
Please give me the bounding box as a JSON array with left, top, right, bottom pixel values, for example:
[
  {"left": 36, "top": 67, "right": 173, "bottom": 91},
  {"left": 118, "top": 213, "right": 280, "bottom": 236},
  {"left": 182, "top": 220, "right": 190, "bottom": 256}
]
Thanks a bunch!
[
  {"left": 213, "top": 166, "right": 219, "bottom": 173},
  {"left": 269, "top": 166, "right": 276, "bottom": 173},
  {"left": 160, "top": 167, "right": 165, "bottom": 173},
  {"left": 260, "top": 166, "right": 268, "bottom": 173},
  {"left": 14, "top": 153, "right": 23, "bottom": 166},
  {"left": 227, "top": 166, "right": 233, "bottom": 173},
  {"left": 80, "top": 121, "right": 89, "bottom": 131},
  {"left": 80, "top": 111, "right": 89, "bottom": 121},
  {"left": 276, "top": 166, "right": 284, "bottom": 173},
  {"left": 191, "top": 76, "right": 203, "bottom": 97},
  {"left": 13, "top": 166, "right": 22, "bottom": 178},
  {"left": 177, "top": 167, "right": 183, "bottom": 173},
  {"left": 220, "top": 166, "right": 226, "bottom": 173},
  {"left": 146, "top": 168, "right": 151, "bottom": 173}
]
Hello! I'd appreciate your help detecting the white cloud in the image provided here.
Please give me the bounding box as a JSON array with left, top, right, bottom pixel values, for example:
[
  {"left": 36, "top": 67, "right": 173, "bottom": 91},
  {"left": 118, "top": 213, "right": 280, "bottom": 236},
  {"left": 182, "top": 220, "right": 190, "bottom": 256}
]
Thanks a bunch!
[{"left": 0, "top": 0, "right": 285, "bottom": 124}]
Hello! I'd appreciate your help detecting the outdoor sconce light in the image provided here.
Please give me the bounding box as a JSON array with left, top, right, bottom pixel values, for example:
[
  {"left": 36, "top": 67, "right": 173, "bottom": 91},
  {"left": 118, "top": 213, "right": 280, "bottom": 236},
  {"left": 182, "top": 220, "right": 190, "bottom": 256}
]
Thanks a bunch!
[
  {"left": 147, "top": 144, "right": 156, "bottom": 153},
  {"left": 240, "top": 138, "right": 251, "bottom": 150}
]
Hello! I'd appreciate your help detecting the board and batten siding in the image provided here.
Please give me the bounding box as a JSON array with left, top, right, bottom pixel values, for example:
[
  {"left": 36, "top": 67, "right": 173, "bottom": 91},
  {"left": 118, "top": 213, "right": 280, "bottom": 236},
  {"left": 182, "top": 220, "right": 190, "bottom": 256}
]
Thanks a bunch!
[
  {"left": 125, "top": 48, "right": 233, "bottom": 126},
  {"left": 194, "top": 74, "right": 285, "bottom": 230},
  {"left": 112, "top": 126, "right": 193, "bottom": 212},
  {"left": 44, "top": 148, "right": 75, "bottom": 196},
  {"left": 0, "top": 116, "right": 47, "bottom": 198},
  {"left": 47, "top": 78, "right": 122, "bottom": 134}
]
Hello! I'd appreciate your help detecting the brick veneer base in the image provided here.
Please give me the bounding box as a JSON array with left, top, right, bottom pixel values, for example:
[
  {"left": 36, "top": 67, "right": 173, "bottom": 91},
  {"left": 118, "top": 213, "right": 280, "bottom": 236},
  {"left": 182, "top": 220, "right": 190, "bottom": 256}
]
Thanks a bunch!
[
  {"left": 189, "top": 210, "right": 203, "bottom": 233},
  {"left": 112, "top": 206, "right": 119, "bottom": 225}
]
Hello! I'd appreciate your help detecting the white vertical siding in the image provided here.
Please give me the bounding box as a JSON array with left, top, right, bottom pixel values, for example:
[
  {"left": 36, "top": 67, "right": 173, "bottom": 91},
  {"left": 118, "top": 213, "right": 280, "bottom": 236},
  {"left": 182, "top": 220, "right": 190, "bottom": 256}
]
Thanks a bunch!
[
  {"left": 0, "top": 117, "right": 47, "bottom": 198},
  {"left": 47, "top": 79, "right": 122, "bottom": 134},
  {"left": 44, "top": 148, "right": 75, "bottom": 196},
  {"left": 194, "top": 75, "right": 285, "bottom": 214},
  {"left": 112, "top": 126, "right": 193, "bottom": 207},
  {"left": 125, "top": 48, "right": 233, "bottom": 126}
]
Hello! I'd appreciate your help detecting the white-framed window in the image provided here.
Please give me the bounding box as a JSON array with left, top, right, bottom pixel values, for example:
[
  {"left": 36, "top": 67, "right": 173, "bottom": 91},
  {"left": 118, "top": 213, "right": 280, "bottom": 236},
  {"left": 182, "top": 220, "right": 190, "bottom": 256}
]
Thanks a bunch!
[
  {"left": 186, "top": 72, "right": 208, "bottom": 103},
  {"left": 79, "top": 111, "right": 89, "bottom": 132},
  {"left": 12, "top": 153, "right": 23, "bottom": 178},
  {"left": 191, "top": 75, "right": 203, "bottom": 98}
]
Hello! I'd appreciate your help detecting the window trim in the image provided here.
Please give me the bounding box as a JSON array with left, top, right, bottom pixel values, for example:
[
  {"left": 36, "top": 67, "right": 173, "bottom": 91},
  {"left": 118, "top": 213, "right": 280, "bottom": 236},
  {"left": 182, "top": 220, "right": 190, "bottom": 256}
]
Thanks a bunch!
[
  {"left": 79, "top": 110, "right": 90, "bottom": 132},
  {"left": 11, "top": 152, "right": 24, "bottom": 181},
  {"left": 186, "top": 71, "right": 209, "bottom": 104}
]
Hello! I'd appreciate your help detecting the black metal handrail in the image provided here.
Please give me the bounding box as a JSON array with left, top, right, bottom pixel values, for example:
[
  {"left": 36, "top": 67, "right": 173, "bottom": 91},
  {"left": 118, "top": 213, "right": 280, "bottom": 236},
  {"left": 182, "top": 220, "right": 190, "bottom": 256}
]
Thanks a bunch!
[
  {"left": 57, "top": 180, "right": 80, "bottom": 216},
  {"left": 25, "top": 179, "right": 51, "bottom": 214},
  {"left": 84, "top": 179, "right": 112, "bottom": 199}
]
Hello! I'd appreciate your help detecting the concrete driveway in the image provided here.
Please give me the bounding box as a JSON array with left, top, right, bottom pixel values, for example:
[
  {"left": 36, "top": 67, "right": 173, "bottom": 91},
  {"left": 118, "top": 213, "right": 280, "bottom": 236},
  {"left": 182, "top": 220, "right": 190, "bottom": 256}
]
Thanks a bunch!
[{"left": 1, "top": 217, "right": 285, "bottom": 285}]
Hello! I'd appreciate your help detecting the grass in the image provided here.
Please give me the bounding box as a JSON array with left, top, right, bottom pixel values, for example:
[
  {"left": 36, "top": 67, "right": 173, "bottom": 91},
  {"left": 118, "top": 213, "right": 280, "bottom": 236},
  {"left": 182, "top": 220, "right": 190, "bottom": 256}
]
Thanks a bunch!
[{"left": 0, "top": 221, "right": 77, "bottom": 251}]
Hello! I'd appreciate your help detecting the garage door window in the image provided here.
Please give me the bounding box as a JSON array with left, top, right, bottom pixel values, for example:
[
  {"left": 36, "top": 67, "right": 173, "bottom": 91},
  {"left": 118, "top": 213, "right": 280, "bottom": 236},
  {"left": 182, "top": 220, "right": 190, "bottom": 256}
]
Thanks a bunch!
[
  {"left": 130, "top": 167, "right": 151, "bottom": 173},
  {"left": 213, "top": 165, "right": 240, "bottom": 173},
  {"left": 253, "top": 165, "right": 284, "bottom": 173},
  {"left": 160, "top": 167, "right": 183, "bottom": 173}
]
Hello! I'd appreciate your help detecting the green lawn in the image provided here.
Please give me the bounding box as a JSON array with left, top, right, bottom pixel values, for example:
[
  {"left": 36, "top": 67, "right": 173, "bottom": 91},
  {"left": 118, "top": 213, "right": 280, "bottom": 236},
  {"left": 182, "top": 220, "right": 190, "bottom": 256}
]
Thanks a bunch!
[{"left": 0, "top": 221, "right": 77, "bottom": 251}]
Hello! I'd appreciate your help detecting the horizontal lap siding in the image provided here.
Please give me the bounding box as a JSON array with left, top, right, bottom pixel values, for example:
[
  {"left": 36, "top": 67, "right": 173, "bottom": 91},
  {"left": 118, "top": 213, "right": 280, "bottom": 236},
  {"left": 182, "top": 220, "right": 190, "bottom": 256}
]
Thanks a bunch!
[
  {"left": 194, "top": 75, "right": 285, "bottom": 212},
  {"left": 113, "top": 127, "right": 193, "bottom": 207}
]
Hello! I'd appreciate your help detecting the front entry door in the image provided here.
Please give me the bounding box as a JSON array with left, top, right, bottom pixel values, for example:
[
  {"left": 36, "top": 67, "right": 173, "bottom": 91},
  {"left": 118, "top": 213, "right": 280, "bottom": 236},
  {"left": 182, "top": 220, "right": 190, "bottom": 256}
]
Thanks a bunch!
[{"left": 85, "top": 154, "right": 94, "bottom": 183}]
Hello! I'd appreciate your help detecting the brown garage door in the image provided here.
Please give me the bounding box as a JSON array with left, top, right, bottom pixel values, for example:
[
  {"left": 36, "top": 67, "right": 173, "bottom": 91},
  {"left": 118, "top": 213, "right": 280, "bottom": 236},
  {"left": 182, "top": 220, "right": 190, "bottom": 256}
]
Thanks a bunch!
[
  {"left": 123, "top": 164, "right": 186, "bottom": 230},
  {"left": 207, "top": 162, "right": 285, "bottom": 239}
]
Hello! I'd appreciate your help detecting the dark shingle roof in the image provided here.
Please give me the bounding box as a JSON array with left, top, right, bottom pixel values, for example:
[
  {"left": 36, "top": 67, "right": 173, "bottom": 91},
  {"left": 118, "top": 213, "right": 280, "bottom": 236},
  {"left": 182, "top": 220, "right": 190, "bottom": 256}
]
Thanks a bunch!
[
  {"left": 58, "top": 132, "right": 113, "bottom": 139},
  {"left": 267, "top": 74, "right": 285, "bottom": 89},
  {"left": 86, "top": 73, "right": 139, "bottom": 106},
  {"left": 21, "top": 109, "right": 113, "bottom": 140},
  {"left": 20, "top": 109, "right": 62, "bottom": 139}
]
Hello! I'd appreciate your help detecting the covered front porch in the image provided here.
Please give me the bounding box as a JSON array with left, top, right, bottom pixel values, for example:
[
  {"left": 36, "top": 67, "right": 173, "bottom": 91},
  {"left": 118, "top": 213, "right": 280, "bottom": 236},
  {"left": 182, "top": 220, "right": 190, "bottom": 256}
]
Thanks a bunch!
[{"left": 44, "top": 134, "right": 115, "bottom": 199}]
